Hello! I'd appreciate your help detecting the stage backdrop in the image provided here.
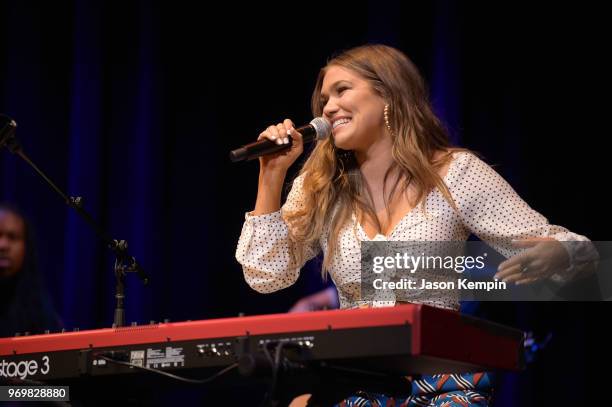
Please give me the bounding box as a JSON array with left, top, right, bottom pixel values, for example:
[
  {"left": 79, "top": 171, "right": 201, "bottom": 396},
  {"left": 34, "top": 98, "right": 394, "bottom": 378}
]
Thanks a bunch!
[{"left": 0, "top": 2, "right": 608, "bottom": 405}]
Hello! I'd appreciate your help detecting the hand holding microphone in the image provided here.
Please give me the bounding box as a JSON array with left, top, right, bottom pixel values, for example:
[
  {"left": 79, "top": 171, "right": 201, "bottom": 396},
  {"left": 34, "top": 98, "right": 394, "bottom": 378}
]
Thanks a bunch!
[
  {"left": 258, "top": 119, "right": 306, "bottom": 174},
  {"left": 231, "top": 117, "right": 331, "bottom": 216},
  {"left": 229, "top": 117, "right": 331, "bottom": 174}
]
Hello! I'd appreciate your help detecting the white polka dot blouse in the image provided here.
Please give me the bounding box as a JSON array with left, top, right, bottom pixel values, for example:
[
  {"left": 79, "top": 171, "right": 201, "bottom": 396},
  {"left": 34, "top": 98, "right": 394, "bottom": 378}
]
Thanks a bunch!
[{"left": 236, "top": 151, "right": 592, "bottom": 310}]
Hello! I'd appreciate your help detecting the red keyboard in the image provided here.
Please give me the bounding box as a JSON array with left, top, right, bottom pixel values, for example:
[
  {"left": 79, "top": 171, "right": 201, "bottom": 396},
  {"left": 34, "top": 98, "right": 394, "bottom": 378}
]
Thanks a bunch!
[{"left": 0, "top": 304, "right": 524, "bottom": 382}]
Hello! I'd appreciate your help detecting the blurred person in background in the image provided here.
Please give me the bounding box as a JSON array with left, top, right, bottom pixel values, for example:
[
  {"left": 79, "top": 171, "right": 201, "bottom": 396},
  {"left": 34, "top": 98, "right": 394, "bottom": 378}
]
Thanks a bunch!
[{"left": 0, "top": 203, "right": 62, "bottom": 338}]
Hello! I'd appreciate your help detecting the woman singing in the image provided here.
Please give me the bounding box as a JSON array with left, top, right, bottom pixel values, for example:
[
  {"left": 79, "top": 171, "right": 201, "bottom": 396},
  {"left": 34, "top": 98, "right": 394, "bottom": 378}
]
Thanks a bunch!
[{"left": 236, "top": 44, "right": 592, "bottom": 406}]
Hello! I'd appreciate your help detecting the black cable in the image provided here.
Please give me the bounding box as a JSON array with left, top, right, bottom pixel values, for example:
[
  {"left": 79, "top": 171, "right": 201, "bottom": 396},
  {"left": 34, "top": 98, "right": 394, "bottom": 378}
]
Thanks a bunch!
[
  {"left": 260, "top": 341, "right": 287, "bottom": 407},
  {"left": 262, "top": 341, "right": 274, "bottom": 367},
  {"left": 97, "top": 355, "right": 238, "bottom": 385},
  {"left": 270, "top": 341, "right": 285, "bottom": 399}
]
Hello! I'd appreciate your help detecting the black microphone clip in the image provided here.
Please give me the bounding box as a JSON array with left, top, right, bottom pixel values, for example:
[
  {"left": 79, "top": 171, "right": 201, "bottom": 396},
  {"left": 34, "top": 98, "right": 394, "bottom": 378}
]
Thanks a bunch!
[{"left": 0, "top": 114, "right": 20, "bottom": 153}]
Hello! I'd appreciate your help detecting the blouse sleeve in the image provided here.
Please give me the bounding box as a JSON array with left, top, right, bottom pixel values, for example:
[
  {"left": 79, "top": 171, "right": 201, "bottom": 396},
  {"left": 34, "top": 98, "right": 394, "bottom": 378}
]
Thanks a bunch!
[
  {"left": 235, "top": 174, "right": 320, "bottom": 293},
  {"left": 451, "top": 152, "right": 597, "bottom": 283}
]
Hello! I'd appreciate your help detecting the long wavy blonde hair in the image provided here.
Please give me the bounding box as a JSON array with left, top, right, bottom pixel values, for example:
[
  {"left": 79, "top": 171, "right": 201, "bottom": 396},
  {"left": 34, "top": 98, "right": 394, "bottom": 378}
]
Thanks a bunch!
[{"left": 285, "top": 45, "right": 463, "bottom": 273}]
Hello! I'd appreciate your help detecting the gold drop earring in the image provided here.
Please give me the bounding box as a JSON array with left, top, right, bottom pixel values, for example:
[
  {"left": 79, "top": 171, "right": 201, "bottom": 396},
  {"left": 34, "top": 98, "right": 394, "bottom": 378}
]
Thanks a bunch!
[{"left": 384, "top": 104, "right": 394, "bottom": 137}]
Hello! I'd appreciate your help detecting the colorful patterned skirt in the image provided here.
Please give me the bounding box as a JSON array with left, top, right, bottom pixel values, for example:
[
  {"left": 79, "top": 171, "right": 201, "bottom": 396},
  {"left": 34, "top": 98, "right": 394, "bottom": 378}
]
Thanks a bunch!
[{"left": 334, "top": 372, "right": 492, "bottom": 407}]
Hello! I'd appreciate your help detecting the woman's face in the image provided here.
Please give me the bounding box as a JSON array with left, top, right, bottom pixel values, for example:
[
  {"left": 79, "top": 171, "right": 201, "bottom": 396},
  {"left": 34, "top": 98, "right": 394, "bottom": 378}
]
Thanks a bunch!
[
  {"left": 320, "top": 66, "right": 387, "bottom": 152},
  {"left": 0, "top": 210, "right": 26, "bottom": 279}
]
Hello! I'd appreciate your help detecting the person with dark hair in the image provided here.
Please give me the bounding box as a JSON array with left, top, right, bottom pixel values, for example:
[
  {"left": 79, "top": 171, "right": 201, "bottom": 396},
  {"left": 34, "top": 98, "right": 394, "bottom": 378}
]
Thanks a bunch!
[
  {"left": 0, "top": 203, "right": 62, "bottom": 338},
  {"left": 236, "top": 45, "right": 594, "bottom": 405}
]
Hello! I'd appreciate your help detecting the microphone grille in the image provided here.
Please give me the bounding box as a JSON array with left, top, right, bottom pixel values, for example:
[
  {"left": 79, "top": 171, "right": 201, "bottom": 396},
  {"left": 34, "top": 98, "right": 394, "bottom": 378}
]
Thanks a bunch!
[{"left": 309, "top": 117, "right": 332, "bottom": 140}]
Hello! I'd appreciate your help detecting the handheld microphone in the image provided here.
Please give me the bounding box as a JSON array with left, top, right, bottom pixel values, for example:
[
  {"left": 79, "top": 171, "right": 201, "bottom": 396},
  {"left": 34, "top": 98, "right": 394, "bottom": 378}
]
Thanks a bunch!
[{"left": 229, "top": 117, "right": 331, "bottom": 162}]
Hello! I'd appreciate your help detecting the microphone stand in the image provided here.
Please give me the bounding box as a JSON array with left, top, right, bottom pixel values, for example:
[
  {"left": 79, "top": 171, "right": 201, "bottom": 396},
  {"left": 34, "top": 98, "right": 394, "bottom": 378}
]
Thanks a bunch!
[{"left": 1, "top": 114, "right": 149, "bottom": 328}]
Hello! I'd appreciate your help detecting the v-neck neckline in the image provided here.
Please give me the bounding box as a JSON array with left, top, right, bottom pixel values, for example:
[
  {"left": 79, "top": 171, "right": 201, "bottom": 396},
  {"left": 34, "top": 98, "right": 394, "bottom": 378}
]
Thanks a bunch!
[
  {"left": 355, "top": 207, "right": 414, "bottom": 241},
  {"left": 355, "top": 152, "right": 460, "bottom": 241}
]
